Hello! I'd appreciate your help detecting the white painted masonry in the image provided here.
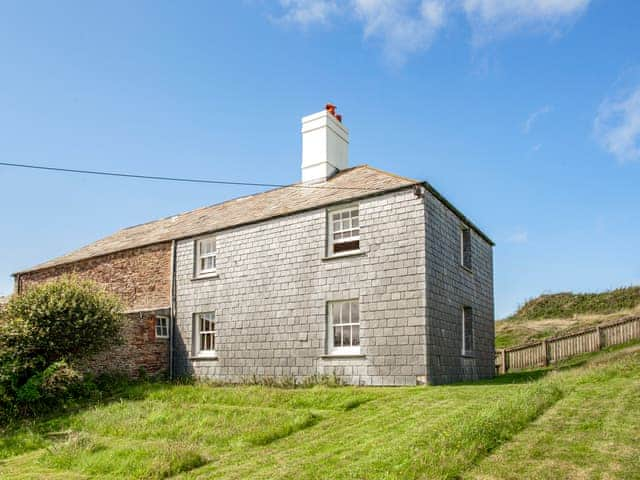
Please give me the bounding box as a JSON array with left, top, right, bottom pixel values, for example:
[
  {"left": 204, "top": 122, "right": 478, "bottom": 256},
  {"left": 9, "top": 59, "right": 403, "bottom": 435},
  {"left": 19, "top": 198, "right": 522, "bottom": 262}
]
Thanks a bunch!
[{"left": 301, "top": 107, "right": 349, "bottom": 183}]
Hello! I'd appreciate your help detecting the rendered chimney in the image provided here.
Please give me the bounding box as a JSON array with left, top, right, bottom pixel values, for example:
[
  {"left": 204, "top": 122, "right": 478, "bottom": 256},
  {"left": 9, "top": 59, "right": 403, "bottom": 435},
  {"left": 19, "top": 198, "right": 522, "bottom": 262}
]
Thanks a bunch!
[{"left": 301, "top": 104, "right": 349, "bottom": 183}]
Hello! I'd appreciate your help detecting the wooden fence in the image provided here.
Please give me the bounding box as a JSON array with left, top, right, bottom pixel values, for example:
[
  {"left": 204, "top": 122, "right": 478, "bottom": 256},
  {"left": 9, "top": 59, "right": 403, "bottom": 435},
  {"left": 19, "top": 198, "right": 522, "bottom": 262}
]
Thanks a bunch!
[{"left": 495, "top": 315, "right": 640, "bottom": 374}]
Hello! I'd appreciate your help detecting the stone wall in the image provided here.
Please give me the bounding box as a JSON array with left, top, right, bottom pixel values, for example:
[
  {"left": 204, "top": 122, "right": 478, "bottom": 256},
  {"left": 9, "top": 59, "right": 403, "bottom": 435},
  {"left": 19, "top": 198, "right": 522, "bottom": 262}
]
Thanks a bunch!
[
  {"left": 17, "top": 243, "right": 172, "bottom": 311},
  {"left": 16, "top": 243, "right": 173, "bottom": 377},
  {"left": 83, "top": 310, "right": 170, "bottom": 378},
  {"left": 174, "top": 188, "right": 428, "bottom": 386},
  {"left": 424, "top": 190, "right": 495, "bottom": 384}
]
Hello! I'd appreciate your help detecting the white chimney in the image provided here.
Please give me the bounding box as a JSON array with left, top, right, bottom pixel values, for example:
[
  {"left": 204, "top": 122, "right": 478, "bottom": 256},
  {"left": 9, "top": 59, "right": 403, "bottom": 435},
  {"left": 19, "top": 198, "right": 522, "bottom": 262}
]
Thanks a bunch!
[{"left": 301, "top": 104, "right": 349, "bottom": 183}]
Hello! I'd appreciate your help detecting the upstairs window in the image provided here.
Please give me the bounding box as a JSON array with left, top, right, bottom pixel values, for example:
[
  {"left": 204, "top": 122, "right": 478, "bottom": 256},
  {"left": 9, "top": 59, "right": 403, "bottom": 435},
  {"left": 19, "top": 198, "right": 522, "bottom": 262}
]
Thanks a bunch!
[
  {"left": 195, "top": 236, "right": 217, "bottom": 277},
  {"left": 328, "top": 299, "right": 360, "bottom": 355},
  {"left": 328, "top": 206, "right": 360, "bottom": 255},
  {"left": 194, "top": 312, "right": 216, "bottom": 357},
  {"left": 461, "top": 227, "right": 472, "bottom": 270},
  {"left": 155, "top": 316, "right": 169, "bottom": 339},
  {"left": 462, "top": 306, "right": 474, "bottom": 355}
]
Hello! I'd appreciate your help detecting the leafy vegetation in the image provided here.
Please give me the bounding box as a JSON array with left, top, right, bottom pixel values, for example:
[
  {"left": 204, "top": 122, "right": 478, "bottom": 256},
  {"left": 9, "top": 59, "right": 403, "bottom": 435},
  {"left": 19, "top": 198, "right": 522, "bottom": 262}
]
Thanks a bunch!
[
  {"left": 0, "top": 276, "right": 123, "bottom": 420},
  {"left": 1, "top": 344, "right": 638, "bottom": 479},
  {"left": 496, "top": 286, "right": 640, "bottom": 348}
]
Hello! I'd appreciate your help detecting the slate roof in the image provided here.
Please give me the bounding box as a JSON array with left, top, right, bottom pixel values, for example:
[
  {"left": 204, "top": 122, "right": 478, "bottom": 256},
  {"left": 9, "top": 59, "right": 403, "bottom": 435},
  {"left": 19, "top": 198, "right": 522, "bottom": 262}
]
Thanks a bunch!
[{"left": 15, "top": 165, "right": 493, "bottom": 275}]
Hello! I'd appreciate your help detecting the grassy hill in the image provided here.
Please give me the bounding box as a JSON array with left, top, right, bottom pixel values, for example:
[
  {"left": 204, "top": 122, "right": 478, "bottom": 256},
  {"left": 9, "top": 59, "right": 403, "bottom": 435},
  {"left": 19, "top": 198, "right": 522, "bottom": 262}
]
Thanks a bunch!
[
  {"left": 496, "top": 286, "right": 640, "bottom": 348},
  {"left": 1, "top": 343, "right": 639, "bottom": 479}
]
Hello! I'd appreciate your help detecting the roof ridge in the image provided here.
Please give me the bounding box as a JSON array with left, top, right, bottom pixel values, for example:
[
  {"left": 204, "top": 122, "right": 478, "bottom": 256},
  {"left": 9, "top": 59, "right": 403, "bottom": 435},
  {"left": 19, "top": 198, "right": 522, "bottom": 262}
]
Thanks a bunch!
[
  {"left": 120, "top": 180, "right": 297, "bottom": 232},
  {"left": 120, "top": 165, "right": 377, "bottom": 233},
  {"left": 360, "top": 164, "right": 419, "bottom": 184}
]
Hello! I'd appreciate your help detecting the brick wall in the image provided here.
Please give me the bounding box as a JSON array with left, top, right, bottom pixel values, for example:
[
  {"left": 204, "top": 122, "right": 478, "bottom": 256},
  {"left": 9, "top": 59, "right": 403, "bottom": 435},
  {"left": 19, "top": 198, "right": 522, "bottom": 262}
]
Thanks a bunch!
[
  {"left": 174, "top": 188, "right": 428, "bottom": 386},
  {"left": 424, "top": 190, "right": 495, "bottom": 384},
  {"left": 17, "top": 243, "right": 172, "bottom": 311},
  {"left": 16, "top": 243, "right": 173, "bottom": 377}
]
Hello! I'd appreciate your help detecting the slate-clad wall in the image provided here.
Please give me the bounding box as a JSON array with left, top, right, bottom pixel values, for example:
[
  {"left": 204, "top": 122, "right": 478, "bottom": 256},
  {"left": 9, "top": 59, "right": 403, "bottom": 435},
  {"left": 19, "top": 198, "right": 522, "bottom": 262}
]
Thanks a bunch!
[
  {"left": 424, "top": 191, "right": 495, "bottom": 384},
  {"left": 174, "top": 188, "right": 428, "bottom": 386}
]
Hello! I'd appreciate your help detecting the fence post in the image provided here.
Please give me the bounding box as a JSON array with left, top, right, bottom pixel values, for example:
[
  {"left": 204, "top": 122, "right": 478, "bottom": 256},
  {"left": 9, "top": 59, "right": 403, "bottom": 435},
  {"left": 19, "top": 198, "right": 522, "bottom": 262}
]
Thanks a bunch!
[
  {"left": 542, "top": 340, "right": 549, "bottom": 367},
  {"left": 500, "top": 349, "right": 507, "bottom": 374},
  {"left": 596, "top": 326, "right": 602, "bottom": 350}
]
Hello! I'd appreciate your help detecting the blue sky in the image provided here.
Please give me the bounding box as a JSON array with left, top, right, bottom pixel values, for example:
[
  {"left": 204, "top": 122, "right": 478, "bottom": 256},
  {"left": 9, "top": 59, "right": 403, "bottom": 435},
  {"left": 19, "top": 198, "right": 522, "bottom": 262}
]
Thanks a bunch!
[{"left": 1, "top": 1, "right": 639, "bottom": 318}]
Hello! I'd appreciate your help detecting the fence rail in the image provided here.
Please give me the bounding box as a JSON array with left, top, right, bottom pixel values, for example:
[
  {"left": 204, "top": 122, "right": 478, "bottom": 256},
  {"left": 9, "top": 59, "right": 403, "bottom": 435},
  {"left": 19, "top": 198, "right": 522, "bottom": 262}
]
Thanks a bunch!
[{"left": 495, "top": 315, "right": 640, "bottom": 374}]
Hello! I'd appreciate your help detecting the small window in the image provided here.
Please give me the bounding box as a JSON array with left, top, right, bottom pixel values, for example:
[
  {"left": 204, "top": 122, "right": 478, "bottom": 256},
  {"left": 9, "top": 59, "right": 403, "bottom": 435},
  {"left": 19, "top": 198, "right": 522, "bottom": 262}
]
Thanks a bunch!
[
  {"left": 461, "top": 227, "right": 472, "bottom": 270},
  {"left": 195, "top": 236, "right": 217, "bottom": 277},
  {"left": 328, "top": 299, "right": 360, "bottom": 355},
  {"left": 194, "top": 312, "right": 216, "bottom": 357},
  {"left": 462, "top": 306, "right": 473, "bottom": 355},
  {"left": 155, "top": 316, "right": 169, "bottom": 339},
  {"left": 328, "top": 206, "right": 360, "bottom": 255}
]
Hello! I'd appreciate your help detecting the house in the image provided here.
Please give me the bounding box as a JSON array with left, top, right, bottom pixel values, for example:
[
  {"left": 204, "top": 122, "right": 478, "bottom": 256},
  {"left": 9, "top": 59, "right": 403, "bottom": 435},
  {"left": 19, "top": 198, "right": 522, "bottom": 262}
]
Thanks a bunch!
[{"left": 12, "top": 105, "right": 495, "bottom": 385}]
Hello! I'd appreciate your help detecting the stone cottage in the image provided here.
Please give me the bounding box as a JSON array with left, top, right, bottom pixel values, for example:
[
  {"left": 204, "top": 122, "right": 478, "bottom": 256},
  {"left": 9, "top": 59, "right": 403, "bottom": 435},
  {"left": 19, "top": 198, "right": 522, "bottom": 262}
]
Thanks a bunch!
[{"left": 12, "top": 105, "right": 495, "bottom": 385}]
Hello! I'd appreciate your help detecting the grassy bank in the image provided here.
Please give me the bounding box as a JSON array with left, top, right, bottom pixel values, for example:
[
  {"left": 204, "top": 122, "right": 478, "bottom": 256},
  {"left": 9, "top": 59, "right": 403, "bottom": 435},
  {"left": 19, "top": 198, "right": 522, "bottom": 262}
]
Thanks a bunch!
[
  {"left": 496, "top": 286, "right": 640, "bottom": 348},
  {"left": 1, "top": 346, "right": 639, "bottom": 479}
]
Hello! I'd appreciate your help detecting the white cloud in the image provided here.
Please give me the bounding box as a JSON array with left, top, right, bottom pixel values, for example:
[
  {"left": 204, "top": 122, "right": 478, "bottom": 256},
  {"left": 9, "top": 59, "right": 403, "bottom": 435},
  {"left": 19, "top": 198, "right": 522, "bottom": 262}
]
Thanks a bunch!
[
  {"left": 352, "top": 0, "right": 447, "bottom": 65},
  {"left": 594, "top": 85, "right": 640, "bottom": 163},
  {"left": 273, "top": 0, "right": 448, "bottom": 64},
  {"left": 523, "top": 105, "right": 552, "bottom": 133},
  {"left": 507, "top": 230, "right": 528, "bottom": 244},
  {"left": 276, "top": 0, "right": 339, "bottom": 26},
  {"left": 462, "top": 0, "right": 590, "bottom": 45},
  {"left": 271, "top": 0, "right": 590, "bottom": 63}
]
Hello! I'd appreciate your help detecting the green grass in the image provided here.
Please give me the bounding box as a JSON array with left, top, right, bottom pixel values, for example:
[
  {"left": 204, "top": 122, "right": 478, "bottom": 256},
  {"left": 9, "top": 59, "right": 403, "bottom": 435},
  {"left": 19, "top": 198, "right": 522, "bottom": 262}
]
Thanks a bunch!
[
  {"left": 464, "top": 346, "right": 640, "bottom": 479},
  {"left": 1, "top": 346, "right": 639, "bottom": 479},
  {"left": 510, "top": 286, "right": 640, "bottom": 321},
  {"left": 495, "top": 286, "right": 640, "bottom": 348}
]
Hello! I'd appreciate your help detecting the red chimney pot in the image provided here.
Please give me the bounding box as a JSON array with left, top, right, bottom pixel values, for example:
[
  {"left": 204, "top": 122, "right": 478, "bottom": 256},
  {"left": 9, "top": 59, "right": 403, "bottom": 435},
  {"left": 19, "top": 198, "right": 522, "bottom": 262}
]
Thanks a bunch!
[{"left": 325, "top": 103, "right": 337, "bottom": 116}]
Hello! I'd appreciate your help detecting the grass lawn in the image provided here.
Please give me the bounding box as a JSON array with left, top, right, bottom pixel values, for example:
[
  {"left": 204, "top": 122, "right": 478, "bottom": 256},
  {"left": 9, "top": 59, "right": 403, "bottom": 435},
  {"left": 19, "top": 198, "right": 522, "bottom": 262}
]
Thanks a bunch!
[{"left": 1, "top": 345, "right": 639, "bottom": 480}]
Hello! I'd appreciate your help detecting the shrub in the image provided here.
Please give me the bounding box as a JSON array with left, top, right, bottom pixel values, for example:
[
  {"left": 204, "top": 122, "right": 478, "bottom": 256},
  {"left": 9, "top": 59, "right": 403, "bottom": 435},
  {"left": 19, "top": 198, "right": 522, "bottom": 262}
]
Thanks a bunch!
[
  {"left": 3, "top": 276, "right": 123, "bottom": 365},
  {"left": 0, "top": 276, "right": 124, "bottom": 420}
]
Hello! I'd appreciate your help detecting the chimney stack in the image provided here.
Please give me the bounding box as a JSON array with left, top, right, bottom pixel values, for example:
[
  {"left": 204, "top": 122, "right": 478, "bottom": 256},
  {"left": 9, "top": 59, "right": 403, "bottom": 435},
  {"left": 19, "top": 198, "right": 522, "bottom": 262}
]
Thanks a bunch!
[{"left": 301, "top": 104, "right": 349, "bottom": 183}]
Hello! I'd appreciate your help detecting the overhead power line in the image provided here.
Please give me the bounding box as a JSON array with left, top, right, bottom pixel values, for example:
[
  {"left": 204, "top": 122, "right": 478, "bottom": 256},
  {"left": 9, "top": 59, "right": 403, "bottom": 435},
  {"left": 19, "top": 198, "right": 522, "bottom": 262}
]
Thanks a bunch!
[{"left": 0, "top": 161, "right": 389, "bottom": 191}]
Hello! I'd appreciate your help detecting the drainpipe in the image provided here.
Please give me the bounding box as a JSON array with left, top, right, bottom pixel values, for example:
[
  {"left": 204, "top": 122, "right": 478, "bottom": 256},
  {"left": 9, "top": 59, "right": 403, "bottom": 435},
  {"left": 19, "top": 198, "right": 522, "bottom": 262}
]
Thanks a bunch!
[
  {"left": 169, "top": 240, "right": 177, "bottom": 380},
  {"left": 422, "top": 193, "right": 431, "bottom": 385}
]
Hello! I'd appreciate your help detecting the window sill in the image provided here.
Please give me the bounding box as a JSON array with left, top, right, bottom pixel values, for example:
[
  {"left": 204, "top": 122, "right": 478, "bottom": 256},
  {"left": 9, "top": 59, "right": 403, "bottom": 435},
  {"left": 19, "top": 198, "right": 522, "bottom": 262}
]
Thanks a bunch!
[
  {"left": 189, "top": 355, "right": 219, "bottom": 361},
  {"left": 461, "top": 265, "right": 473, "bottom": 274},
  {"left": 321, "top": 354, "right": 366, "bottom": 360},
  {"left": 321, "top": 250, "right": 366, "bottom": 261},
  {"left": 191, "top": 273, "right": 220, "bottom": 281},
  {"left": 461, "top": 352, "right": 475, "bottom": 359}
]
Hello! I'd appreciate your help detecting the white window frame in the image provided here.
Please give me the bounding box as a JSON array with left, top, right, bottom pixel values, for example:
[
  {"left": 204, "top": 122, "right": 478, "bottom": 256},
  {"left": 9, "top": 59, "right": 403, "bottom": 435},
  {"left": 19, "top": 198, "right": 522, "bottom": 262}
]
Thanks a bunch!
[
  {"left": 327, "top": 205, "right": 360, "bottom": 256},
  {"left": 195, "top": 236, "right": 217, "bottom": 277},
  {"left": 460, "top": 227, "right": 472, "bottom": 270},
  {"left": 194, "top": 312, "right": 216, "bottom": 357},
  {"left": 155, "top": 315, "right": 169, "bottom": 339},
  {"left": 328, "top": 299, "right": 360, "bottom": 355},
  {"left": 462, "top": 306, "right": 473, "bottom": 356}
]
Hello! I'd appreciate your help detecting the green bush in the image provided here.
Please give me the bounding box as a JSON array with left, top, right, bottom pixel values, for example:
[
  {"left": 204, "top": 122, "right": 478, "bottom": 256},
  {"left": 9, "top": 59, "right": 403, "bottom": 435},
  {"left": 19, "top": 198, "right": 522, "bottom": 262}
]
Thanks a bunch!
[
  {"left": 0, "top": 276, "right": 124, "bottom": 421},
  {"left": 3, "top": 276, "right": 123, "bottom": 364}
]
